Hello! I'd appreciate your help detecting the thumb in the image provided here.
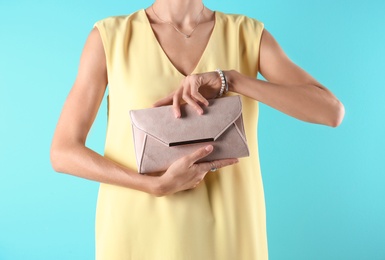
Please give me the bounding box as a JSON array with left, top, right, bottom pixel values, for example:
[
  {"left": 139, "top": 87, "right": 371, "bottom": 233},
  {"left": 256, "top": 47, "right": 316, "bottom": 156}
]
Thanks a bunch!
[{"left": 185, "top": 145, "right": 214, "bottom": 165}]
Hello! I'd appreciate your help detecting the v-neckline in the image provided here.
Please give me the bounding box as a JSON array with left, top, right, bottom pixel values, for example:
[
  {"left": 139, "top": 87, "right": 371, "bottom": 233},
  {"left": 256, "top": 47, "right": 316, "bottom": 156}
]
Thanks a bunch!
[{"left": 141, "top": 9, "right": 218, "bottom": 77}]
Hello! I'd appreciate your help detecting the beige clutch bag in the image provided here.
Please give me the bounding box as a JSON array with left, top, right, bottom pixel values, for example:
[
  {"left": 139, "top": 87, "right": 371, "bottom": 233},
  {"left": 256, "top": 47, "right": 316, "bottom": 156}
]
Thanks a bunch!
[{"left": 129, "top": 95, "right": 249, "bottom": 174}]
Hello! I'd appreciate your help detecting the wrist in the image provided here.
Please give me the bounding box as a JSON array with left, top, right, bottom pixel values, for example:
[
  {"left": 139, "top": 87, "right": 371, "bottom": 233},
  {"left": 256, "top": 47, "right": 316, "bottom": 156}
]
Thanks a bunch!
[
  {"left": 224, "top": 70, "right": 241, "bottom": 93},
  {"left": 149, "top": 174, "right": 169, "bottom": 197},
  {"left": 130, "top": 172, "right": 163, "bottom": 196},
  {"left": 215, "top": 69, "right": 228, "bottom": 97}
]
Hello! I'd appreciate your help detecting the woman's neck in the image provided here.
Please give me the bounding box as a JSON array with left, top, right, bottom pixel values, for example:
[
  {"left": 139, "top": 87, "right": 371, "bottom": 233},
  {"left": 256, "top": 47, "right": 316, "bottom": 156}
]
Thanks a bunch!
[{"left": 151, "top": 0, "right": 204, "bottom": 26}]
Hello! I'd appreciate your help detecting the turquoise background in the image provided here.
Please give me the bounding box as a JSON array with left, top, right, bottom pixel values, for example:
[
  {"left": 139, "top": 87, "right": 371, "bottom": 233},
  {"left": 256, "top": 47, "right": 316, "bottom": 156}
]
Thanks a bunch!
[{"left": 1, "top": 0, "right": 384, "bottom": 259}]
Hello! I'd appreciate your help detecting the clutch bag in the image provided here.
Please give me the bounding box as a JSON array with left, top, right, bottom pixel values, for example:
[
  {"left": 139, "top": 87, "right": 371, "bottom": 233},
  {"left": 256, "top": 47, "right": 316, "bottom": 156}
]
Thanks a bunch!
[{"left": 129, "top": 95, "right": 249, "bottom": 174}]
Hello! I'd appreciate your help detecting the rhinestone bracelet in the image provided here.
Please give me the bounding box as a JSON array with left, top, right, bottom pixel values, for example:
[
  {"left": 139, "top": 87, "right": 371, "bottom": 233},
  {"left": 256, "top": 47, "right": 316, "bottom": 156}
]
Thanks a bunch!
[{"left": 215, "top": 69, "right": 228, "bottom": 97}]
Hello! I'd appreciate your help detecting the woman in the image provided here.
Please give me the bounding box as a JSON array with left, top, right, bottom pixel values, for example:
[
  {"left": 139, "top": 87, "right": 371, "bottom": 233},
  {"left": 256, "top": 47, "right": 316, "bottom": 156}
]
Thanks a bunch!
[{"left": 51, "top": 0, "right": 344, "bottom": 259}]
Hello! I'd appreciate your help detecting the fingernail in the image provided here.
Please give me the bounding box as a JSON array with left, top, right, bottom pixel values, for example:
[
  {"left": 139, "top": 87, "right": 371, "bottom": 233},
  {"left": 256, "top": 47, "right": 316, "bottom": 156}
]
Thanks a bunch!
[{"left": 205, "top": 145, "right": 213, "bottom": 152}]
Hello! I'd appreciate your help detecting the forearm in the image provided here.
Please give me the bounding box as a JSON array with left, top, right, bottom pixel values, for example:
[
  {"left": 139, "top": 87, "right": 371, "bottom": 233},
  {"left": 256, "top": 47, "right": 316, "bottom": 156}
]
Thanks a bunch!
[
  {"left": 227, "top": 70, "right": 345, "bottom": 127},
  {"left": 50, "top": 143, "right": 159, "bottom": 195}
]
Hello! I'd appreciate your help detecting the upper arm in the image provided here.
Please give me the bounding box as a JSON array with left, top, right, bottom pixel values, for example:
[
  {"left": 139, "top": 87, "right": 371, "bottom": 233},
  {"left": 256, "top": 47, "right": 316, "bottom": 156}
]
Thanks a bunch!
[
  {"left": 52, "top": 27, "right": 108, "bottom": 147},
  {"left": 259, "top": 29, "right": 322, "bottom": 87}
]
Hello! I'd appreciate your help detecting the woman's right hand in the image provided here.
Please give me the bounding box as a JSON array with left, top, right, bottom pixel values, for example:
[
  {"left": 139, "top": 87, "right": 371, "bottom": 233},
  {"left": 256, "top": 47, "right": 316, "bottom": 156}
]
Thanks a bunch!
[{"left": 155, "top": 145, "right": 238, "bottom": 196}]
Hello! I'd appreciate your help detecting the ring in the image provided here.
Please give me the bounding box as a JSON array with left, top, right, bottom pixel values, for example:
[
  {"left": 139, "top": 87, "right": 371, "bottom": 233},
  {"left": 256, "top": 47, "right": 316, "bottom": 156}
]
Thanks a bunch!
[{"left": 210, "top": 162, "right": 217, "bottom": 172}]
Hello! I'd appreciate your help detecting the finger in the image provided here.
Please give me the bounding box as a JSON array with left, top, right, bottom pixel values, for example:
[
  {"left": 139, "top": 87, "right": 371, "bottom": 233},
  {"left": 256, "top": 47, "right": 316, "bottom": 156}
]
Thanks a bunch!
[
  {"left": 182, "top": 86, "right": 204, "bottom": 115},
  {"left": 191, "top": 89, "right": 209, "bottom": 107},
  {"left": 189, "top": 76, "right": 209, "bottom": 107},
  {"left": 199, "top": 158, "right": 239, "bottom": 172},
  {"left": 153, "top": 93, "right": 174, "bottom": 107},
  {"left": 192, "top": 180, "right": 202, "bottom": 189},
  {"left": 173, "top": 88, "right": 183, "bottom": 118},
  {"left": 184, "top": 145, "right": 214, "bottom": 165}
]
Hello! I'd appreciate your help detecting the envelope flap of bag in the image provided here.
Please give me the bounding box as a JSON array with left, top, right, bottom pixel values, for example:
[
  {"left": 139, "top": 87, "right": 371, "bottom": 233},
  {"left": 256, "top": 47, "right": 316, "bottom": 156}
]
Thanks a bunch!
[{"left": 129, "top": 96, "right": 242, "bottom": 146}]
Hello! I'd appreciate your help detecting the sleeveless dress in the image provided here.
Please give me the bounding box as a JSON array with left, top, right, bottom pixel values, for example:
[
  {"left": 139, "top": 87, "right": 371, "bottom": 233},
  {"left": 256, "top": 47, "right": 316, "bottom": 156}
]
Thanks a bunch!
[{"left": 94, "top": 10, "right": 267, "bottom": 260}]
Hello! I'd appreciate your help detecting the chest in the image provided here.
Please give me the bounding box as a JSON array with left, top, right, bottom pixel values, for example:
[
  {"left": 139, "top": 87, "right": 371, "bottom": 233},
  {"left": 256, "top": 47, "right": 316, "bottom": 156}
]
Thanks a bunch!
[{"left": 150, "top": 20, "right": 215, "bottom": 76}]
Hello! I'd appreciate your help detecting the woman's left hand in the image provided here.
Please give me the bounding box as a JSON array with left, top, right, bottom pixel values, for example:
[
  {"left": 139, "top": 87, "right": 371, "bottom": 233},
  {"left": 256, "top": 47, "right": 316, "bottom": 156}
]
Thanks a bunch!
[{"left": 153, "top": 71, "right": 222, "bottom": 118}]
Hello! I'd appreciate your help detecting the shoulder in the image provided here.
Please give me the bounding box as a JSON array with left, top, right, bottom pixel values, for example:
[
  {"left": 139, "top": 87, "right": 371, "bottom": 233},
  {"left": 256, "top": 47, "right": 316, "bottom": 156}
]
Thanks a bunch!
[
  {"left": 215, "top": 11, "right": 264, "bottom": 33},
  {"left": 93, "top": 10, "right": 144, "bottom": 32}
]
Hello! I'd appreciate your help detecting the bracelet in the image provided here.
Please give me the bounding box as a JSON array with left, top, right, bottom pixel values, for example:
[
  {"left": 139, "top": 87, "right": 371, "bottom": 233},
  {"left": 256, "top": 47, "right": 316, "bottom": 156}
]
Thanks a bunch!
[{"left": 215, "top": 69, "right": 228, "bottom": 97}]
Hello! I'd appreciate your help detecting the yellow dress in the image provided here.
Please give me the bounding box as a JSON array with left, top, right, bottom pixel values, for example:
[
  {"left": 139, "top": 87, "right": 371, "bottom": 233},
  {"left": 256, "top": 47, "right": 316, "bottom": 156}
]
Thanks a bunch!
[{"left": 94, "top": 10, "right": 267, "bottom": 260}]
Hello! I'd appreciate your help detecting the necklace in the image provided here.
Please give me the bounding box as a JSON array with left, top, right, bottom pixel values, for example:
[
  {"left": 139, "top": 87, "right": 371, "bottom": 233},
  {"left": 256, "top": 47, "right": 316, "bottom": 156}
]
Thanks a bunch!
[{"left": 151, "top": 4, "right": 205, "bottom": 38}]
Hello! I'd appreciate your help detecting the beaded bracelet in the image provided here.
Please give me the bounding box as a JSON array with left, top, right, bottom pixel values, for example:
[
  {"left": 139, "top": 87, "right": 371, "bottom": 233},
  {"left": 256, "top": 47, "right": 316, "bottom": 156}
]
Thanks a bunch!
[{"left": 215, "top": 69, "right": 228, "bottom": 97}]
